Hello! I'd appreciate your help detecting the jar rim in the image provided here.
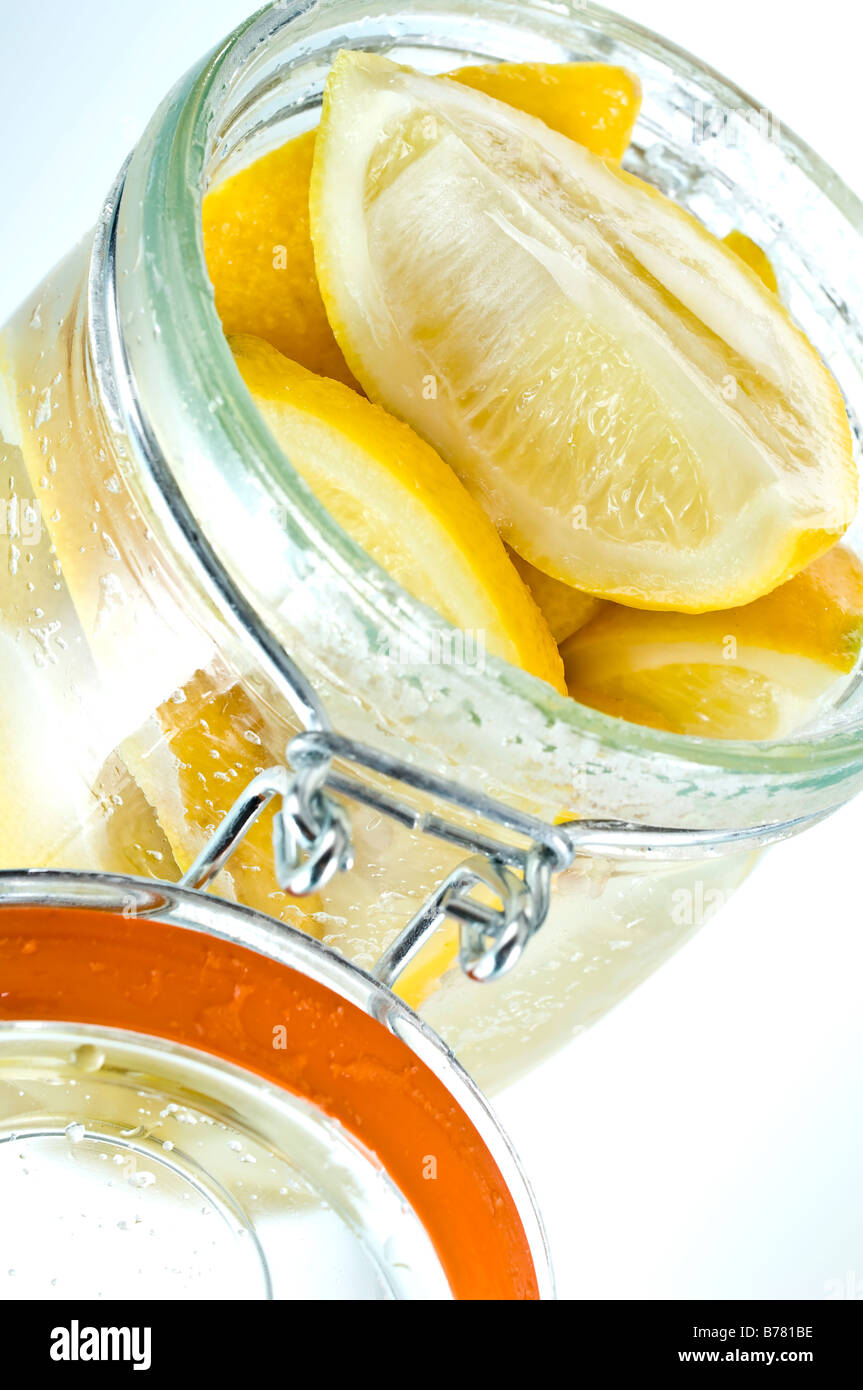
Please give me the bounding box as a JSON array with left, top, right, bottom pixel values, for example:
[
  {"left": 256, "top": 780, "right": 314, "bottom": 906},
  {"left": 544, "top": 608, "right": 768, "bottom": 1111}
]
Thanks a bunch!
[{"left": 119, "top": 0, "right": 863, "bottom": 788}]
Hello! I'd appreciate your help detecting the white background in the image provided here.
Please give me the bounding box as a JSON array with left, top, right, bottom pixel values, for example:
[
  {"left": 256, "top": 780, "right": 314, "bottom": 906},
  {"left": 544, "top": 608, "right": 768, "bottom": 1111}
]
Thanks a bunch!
[{"left": 2, "top": 0, "right": 862, "bottom": 1300}]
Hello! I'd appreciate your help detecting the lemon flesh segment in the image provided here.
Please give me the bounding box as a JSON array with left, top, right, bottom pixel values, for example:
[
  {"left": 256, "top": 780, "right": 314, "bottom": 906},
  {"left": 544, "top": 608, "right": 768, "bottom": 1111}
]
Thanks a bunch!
[
  {"left": 202, "top": 63, "right": 640, "bottom": 388},
  {"left": 561, "top": 545, "right": 863, "bottom": 740},
  {"left": 508, "top": 548, "right": 604, "bottom": 644},
  {"left": 312, "top": 52, "right": 856, "bottom": 613},
  {"left": 231, "top": 335, "right": 566, "bottom": 692}
]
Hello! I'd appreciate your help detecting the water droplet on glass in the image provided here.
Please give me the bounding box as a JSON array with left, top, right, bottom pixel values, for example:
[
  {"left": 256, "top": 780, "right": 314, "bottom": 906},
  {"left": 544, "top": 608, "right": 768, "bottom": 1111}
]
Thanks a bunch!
[
  {"left": 129, "top": 1171, "right": 156, "bottom": 1189},
  {"left": 72, "top": 1044, "right": 105, "bottom": 1073}
]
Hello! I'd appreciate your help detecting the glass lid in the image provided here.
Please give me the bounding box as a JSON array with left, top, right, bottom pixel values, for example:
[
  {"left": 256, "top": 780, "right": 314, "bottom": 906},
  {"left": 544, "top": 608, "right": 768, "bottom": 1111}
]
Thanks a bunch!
[{"left": 0, "top": 871, "right": 552, "bottom": 1301}]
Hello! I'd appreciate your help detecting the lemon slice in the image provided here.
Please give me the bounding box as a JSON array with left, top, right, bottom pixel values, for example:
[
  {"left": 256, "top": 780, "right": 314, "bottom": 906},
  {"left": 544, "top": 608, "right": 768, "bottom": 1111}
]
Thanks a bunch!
[
  {"left": 311, "top": 52, "right": 856, "bottom": 613},
  {"left": 203, "top": 62, "right": 639, "bottom": 388},
  {"left": 561, "top": 545, "right": 863, "bottom": 739},
  {"left": 508, "top": 549, "right": 604, "bottom": 643},
  {"left": 231, "top": 334, "right": 565, "bottom": 690}
]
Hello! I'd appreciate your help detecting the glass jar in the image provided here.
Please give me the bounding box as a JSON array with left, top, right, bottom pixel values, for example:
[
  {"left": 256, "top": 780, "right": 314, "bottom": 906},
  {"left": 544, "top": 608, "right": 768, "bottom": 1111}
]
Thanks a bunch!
[{"left": 1, "top": 0, "right": 863, "bottom": 1091}]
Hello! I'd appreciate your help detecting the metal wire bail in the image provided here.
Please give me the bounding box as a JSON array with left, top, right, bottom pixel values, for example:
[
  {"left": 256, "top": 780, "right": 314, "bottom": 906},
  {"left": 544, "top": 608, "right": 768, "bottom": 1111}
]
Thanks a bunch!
[
  {"left": 452, "top": 845, "right": 553, "bottom": 982},
  {"left": 180, "top": 755, "right": 354, "bottom": 899},
  {"left": 273, "top": 757, "right": 354, "bottom": 896},
  {"left": 180, "top": 725, "right": 823, "bottom": 994},
  {"left": 373, "top": 848, "right": 553, "bottom": 989},
  {"left": 456, "top": 858, "right": 534, "bottom": 984}
]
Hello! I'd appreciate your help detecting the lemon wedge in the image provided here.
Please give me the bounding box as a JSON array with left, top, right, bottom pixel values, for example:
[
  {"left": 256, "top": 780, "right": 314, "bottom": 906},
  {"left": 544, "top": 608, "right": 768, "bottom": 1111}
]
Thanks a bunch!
[
  {"left": 203, "top": 62, "right": 640, "bottom": 387},
  {"left": 204, "top": 131, "right": 359, "bottom": 388},
  {"left": 723, "top": 229, "right": 779, "bottom": 293},
  {"left": 311, "top": 52, "right": 856, "bottom": 613},
  {"left": 122, "top": 665, "right": 318, "bottom": 928},
  {"left": 561, "top": 545, "right": 863, "bottom": 739},
  {"left": 451, "top": 61, "right": 640, "bottom": 159},
  {"left": 231, "top": 334, "right": 565, "bottom": 690},
  {"left": 508, "top": 549, "right": 604, "bottom": 643}
]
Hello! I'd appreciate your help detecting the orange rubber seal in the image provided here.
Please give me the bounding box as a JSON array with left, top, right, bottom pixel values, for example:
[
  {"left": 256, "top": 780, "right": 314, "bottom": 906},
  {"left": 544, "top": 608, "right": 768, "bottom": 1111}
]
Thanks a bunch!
[{"left": 0, "top": 904, "right": 539, "bottom": 1300}]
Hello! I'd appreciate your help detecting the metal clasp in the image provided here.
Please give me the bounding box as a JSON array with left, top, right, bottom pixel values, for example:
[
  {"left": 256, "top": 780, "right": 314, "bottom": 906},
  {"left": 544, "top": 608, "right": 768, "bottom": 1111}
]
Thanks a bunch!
[
  {"left": 373, "top": 845, "right": 554, "bottom": 988},
  {"left": 274, "top": 758, "right": 354, "bottom": 896},
  {"left": 180, "top": 729, "right": 819, "bottom": 991},
  {"left": 179, "top": 727, "right": 574, "bottom": 987},
  {"left": 180, "top": 762, "right": 353, "bottom": 899}
]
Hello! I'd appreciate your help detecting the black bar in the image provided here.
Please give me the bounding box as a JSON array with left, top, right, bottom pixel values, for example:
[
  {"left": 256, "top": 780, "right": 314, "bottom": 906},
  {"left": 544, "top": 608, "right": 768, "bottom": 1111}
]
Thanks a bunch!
[{"left": 2, "top": 1298, "right": 859, "bottom": 1371}]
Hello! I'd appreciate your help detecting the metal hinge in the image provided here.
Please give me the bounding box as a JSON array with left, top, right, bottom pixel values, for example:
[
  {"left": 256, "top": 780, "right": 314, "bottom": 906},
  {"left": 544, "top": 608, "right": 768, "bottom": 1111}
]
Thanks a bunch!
[{"left": 180, "top": 729, "right": 817, "bottom": 989}]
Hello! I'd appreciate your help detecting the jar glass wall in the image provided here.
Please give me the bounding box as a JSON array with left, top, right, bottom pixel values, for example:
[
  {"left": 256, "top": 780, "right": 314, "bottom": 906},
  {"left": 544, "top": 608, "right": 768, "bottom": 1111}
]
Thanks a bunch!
[{"left": 2, "top": 0, "right": 863, "bottom": 1088}]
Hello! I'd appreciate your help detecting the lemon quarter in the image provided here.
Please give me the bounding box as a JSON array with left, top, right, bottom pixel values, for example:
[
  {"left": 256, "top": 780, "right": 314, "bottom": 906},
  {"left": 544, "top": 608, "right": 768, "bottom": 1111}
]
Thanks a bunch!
[
  {"left": 451, "top": 60, "right": 640, "bottom": 160},
  {"left": 723, "top": 229, "right": 779, "bottom": 293},
  {"left": 561, "top": 545, "right": 863, "bottom": 739},
  {"left": 231, "top": 334, "right": 566, "bottom": 691},
  {"left": 311, "top": 52, "right": 856, "bottom": 613}
]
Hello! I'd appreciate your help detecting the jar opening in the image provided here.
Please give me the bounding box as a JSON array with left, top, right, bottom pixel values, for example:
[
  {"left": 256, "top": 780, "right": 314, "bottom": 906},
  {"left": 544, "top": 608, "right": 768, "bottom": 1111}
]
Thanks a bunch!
[{"left": 107, "top": 0, "right": 863, "bottom": 803}]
